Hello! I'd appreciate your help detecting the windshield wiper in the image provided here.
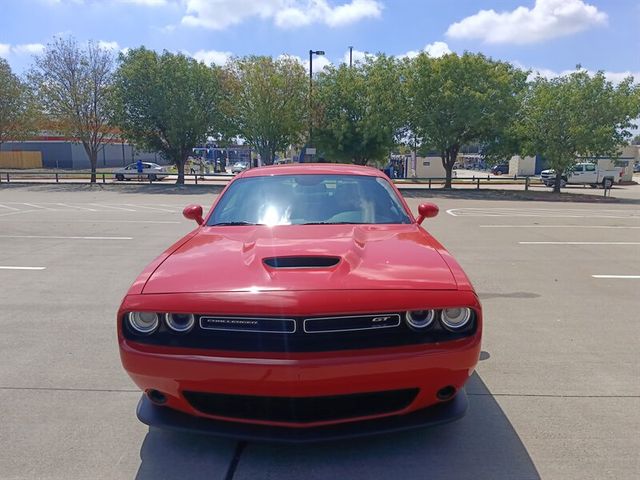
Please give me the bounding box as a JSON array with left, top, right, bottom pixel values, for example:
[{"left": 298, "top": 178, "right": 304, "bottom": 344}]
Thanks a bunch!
[
  {"left": 210, "top": 221, "right": 264, "bottom": 226},
  {"left": 301, "top": 222, "right": 365, "bottom": 225}
]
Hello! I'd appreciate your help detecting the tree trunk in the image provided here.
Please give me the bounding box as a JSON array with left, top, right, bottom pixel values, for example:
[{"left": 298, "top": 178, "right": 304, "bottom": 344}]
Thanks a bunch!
[
  {"left": 442, "top": 146, "right": 459, "bottom": 189},
  {"left": 259, "top": 147, "right": 275, "bottom": 166},
  {"left": 553, "top": 171, "right": 563, "bottom": 193},
  {"left": 176, "top": 157, "right": 185, "bottom": 185},
  {"left": 89, "top": 150, "right": 97, "bottom": 183},
  {"left": 82, "top": 143, "right": 98, "bottom": 183}
]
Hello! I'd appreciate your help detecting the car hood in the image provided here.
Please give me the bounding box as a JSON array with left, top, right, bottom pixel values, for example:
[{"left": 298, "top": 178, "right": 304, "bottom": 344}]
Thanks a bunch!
[{"left": 142, "top": 225, "right": 457, "bottom": 293}]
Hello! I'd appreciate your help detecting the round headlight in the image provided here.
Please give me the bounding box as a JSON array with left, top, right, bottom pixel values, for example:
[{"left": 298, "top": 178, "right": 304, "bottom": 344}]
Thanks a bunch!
[
  {"left": 440, "top": 308, "right": 472, "bottom": 330},
  {"left": 165, "top": 313, "right": 195, "bottom": 333},
  {"left": 128, "top": 312, "right": 159, "bottom": 334},
  {"left": 406, "top": 310, "right": 435, "bottom": 330}
]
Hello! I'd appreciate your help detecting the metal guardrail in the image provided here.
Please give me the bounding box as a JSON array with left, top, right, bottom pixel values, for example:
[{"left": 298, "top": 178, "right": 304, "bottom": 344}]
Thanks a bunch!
[
  {"left": 396, "top": 175, "right": 540, "bottom": 190},
  {"left": 0, "top": 171, "right": 234, "bottom": 185},
  {"left": 2, "top": 170, "right": 616, "bottom": 195},
  {"left": 0, "top": 170, "right": 540, "bottom": 187}
]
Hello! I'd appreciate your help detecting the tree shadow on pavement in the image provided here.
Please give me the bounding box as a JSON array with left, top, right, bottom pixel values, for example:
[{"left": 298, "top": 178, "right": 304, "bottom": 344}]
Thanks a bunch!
[{"left": 135, "top": 373, "right": 540, "bottom": 480}]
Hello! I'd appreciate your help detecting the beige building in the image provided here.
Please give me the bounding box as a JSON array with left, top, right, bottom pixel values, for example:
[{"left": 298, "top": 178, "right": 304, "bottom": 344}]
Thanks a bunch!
[
  {"left": 410, "top": 154, "right": 447, "bottom": 178},
  {"left": 509, "top": 145, "right": 639, "bottom": 181},
  {"left": 509, "top": 155, "right": 535, "bottom": 176},
  {"left": 589, "top": 145, "right": 639, "bottom": 182}
]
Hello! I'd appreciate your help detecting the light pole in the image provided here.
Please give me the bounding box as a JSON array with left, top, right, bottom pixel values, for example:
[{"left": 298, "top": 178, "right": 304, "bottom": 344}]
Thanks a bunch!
[
  {"left": 349, "top": 46, "right": 353, "bottom": 67},
  {"left": 308, "top": 49, "right": 325, "bottom": 150}
]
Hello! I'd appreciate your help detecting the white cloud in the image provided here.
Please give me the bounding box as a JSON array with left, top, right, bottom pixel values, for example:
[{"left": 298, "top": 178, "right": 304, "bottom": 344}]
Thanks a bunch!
[
  {"left": 117, "top": 0, "right": 168, "bottom": 5},
  {"left": 9, "top": 43, "right": 46, "bottom": 55},
  {"left": 191, "top": 49, "right": 232, "bottom": 66},
  {"left": 0, "top": 44, "right": 10, "bottom": 58},
  {"left": 401, "top": 41, "right": 451, "bottom": 59},
  {"left": 513, "top": 62, "right": 639, "bottom": 84},
  {"left": 341, "top": 48, "right": 373, "bottom": 64},
  {"left": 446, "top": 0, "right": 607, "bottom": 45},
  {"left": 281, "top": 54, "right": 332, "bottom": 74},
  {"left": 97, "top": 40, "right": 120, "bottom": 51},
  {"left": 308, "top": 54, "right": 332, "bottom": 73},
  {"left": 182, "top": 0, "right": 382, "bottom": 30},
  {"left": 42, "top": 0, "right": 168, "bottom": 5}
]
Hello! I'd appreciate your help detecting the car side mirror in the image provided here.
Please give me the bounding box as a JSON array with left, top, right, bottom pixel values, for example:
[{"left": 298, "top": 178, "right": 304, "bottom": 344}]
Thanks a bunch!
[
  {"left": 416, "top": 203, "right": 439, "bottom": 225},
  {"left": 183, "top": 204, "right": 204, "bottom": 225}
]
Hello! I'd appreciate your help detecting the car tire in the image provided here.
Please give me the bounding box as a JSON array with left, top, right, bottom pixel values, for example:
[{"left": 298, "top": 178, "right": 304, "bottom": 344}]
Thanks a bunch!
[
  {"left": 495, "top": 170, "right": 502, "bottom": 176},
  {"left": 115, "top": 173, "right": 124, "bottom": 181},
  {"left": 590, "top": 184, "right": 598, "bottom": 188},
  {"left": 149, "top": 174, "right": 157, "bottom": 182}
]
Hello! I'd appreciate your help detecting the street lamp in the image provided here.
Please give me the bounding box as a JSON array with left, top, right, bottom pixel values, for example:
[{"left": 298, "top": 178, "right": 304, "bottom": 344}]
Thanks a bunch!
[{"left": 308, "top": 49, "right": 325, "bottom": 150}]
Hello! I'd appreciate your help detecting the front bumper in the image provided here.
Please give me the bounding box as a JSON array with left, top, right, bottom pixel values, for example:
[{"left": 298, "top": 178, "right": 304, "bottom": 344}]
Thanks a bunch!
[
  {"left": 136, "top": 389, "right": 468, "bottom": 443},
  {"left": 119, "top": 290, "right": 482, "bottom": 431}
]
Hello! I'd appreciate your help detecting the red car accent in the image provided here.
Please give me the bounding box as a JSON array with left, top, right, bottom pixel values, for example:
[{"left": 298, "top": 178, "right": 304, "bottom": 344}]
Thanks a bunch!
[{"left": 118, "top": 163, "right": 482, "bottom": 441}]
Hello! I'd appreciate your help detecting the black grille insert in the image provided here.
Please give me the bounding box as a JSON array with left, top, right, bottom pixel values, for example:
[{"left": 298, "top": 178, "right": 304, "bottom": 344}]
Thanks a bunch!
[
  {"left": 123, "top": 311, "right": 477, "bottom": 352},
  {"left": 183, "top": 388, "right": 419, "bottom": 423},
  {"left": 263, "top": 256, "right": 340, "bottom": 268}
]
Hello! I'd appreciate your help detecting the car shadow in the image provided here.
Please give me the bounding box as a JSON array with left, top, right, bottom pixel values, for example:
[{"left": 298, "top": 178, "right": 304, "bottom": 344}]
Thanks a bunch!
[{"left": 135, "top": 373, "right": 539, "bottom": 480}]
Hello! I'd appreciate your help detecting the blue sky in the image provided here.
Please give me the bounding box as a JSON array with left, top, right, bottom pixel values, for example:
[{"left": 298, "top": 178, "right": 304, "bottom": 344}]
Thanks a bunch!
[{"left": 1, "top": 0, "right": 639, "bottom": 81}]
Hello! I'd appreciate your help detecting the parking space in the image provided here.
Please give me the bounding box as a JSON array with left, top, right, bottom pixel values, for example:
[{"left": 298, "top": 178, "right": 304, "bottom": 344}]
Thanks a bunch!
[{"left": 0, "top": 185, "right": 638, "bottom": 479}]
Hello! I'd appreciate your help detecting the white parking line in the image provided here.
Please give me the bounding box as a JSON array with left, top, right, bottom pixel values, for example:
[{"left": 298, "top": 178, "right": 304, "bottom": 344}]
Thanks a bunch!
[
  {"left": 0, "top": 235, "right": 133, "bottom": 240},
  {"left": 89, "top": 204, "right": 136, "bottom": 212},
  {"left": 0, "top": 209, "right": 38, "bottom": 218},
  {"left": 77, "top": 220, "right": 181, "bottom": 224},
  {"left": 519, "top": 241, "right": 640, "bottom": 245},
  {"left": 55, "top": 203, "right": 98, "bottom": 211},
  {"left": 481, "top": 225, "right": 640, "bottom": 229},
  {"left": 22, "top": 203, "right": 56, "bottom": 210},
  {"left": 592, "top": 275, "right": 640, "bottom": 279},
  {"left": 122, "top": 204, "right": 177, "bottom": 213},
  {"left": 0, "top": 204, "right": 19, "bottom": 211},
  {"left": 0, "top": 266, "right": 46, "bottom": 270},
  {"left": 447, "top": 208, "right": 640, "bottom": 218}
]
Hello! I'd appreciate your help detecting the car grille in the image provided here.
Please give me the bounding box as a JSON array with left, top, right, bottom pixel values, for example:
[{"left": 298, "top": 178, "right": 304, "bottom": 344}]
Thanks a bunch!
[
  {"left": 182, "top": 388, "right": 419, "bottom": 423},
  {"left": 123, "top": 312, "right": 476, "bottom": 352}
]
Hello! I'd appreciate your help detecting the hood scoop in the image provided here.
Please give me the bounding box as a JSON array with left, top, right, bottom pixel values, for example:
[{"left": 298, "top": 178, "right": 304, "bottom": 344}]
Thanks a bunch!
[{"left": 263, "top": 256, "right": 340, "bottom": 269}]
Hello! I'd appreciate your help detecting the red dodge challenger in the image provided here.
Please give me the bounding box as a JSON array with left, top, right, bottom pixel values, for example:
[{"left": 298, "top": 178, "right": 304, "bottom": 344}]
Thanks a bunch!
[{"left": 118, "top": 163, "right": 482, "bottom": 442}]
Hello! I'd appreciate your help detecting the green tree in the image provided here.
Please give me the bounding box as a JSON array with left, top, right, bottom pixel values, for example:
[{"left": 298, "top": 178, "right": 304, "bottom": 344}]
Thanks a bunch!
[
  {"left": 111, "top": 48, "right": 224, "bottom": 184},
  {"left": 30, "top": 38, "right": 113, "bottom": 182},
  {"left": 314, "top": 55, "right": 405, "bottom": 165},
  {"left": 224, "top": 56, "right": 307, "bottom": 165},
  {"left": 0, "top": 59, "right": 37, "bottom": 148},
  {"left": 516, "top": 70, "right": 640, "bottom": 192},
  {"left": 407, "top": 53, "right": 527, "bottom": 188}
]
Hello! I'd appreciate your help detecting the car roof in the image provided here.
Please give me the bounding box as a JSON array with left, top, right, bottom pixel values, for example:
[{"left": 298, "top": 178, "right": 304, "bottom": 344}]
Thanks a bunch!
[{"left": 239, "top": 163, "right": 385, "bottom": 178}]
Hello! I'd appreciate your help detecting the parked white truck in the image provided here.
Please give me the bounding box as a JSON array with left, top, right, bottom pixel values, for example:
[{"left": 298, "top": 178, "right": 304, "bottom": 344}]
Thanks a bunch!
[{"left": 540, "top": 163, "right": 622, "bottom": 189}]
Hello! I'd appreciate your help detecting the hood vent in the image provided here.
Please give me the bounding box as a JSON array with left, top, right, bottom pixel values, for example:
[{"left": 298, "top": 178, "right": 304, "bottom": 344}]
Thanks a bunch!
[{"left": 263, "top": 256, "right": 340, "bottom": 269}]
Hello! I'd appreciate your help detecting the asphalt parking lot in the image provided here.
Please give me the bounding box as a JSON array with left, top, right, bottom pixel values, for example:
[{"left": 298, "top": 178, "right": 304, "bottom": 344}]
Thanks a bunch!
[{"left": 0, "top": 185, "right": 638, "bottom": 480}]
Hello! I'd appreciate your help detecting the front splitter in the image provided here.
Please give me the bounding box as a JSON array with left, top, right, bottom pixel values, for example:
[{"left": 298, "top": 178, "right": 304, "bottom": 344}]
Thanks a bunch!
[{"left": 136, "top": 390, "right": 468, "bottom": 444}]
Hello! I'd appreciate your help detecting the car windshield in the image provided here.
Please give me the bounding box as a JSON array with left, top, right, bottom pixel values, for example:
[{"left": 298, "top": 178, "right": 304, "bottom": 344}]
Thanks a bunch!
[{"left": 208, "top": 174, "right": 412, "bottom": 226}]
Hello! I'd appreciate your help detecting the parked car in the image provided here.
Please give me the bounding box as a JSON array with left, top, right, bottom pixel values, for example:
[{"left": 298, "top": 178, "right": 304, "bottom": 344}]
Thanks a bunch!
[
  {"left": 490, "top": 164, "right": 509, "bottom": 175},
  {"left": 231, "top": 161, "right": 249, "bottom": 174},
  {"left": 118, "top": 163, "right": 482, "bottom": 442},
  {"left": 114, "top": 162, "right": 168, "bottom": 181},
  {"left": 540, "top": 162, "right": 622, "bottom": 188},
  {"left": 633, "top": 162, "right": 640, "bottom": 173}
]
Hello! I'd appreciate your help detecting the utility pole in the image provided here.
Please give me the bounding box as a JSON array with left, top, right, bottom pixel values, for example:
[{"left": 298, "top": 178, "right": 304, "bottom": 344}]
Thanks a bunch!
[
  {"left": 349, "top": 46, "right": 353, "bottom": 67},
  {"left": 308, "top": 49, "right": 325, "bottom": 150}
]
